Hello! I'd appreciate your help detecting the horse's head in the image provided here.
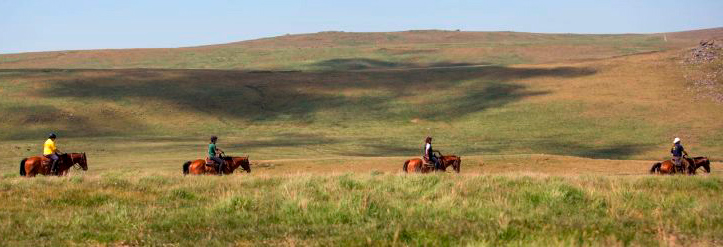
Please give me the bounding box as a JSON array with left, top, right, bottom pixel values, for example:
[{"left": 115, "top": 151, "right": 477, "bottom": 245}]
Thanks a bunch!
[
  {"left": 440, "top": 155, "right": 461, "bottom": 173},
  {"left": 694, "top": 157, "right": 711, "bottom": 173},
  {"left": 79, "top": 152, "right": 88, "bottom": 171},
  {"left": 226, "top": 156, "right": 251, "bottom": 173},
  {"left": 69, "top": 153, "right": 88, "bottom": 171},
  {"left": 447, "top": 156, "right": 461, "bottom": 173},
  {"left": 238, "top": 156, "right": 251, "bottom": 173}
]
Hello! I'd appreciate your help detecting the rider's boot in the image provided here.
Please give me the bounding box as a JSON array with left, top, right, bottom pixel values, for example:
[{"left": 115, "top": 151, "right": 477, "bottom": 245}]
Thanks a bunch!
[
  {"left": 50, "top": 160, "right": 58, "bottom": 175},
  {"left": 217, "top": 163, "right": 223, "bottom": 176}
]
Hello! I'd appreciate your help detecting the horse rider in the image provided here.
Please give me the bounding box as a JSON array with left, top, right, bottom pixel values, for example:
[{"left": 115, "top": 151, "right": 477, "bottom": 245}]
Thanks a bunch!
[
  {"left": 423, "top": 136, "right": 441, "bottom": 171},
  {"left": 208, "top": 136, "right": 226, "bottom": 175},
  {"left": 44, "top": 133, "right": 62, "bottom": 175},
  {"left": 671, "top": 137, "right": 689, "bottom": 173}
]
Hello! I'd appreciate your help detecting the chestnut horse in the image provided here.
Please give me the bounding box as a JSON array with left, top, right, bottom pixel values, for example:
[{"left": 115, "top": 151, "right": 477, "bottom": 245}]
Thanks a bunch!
[
  {"left": 19, "top": 152, "right": 88, "bottom": 177},
  {"left": 650, "top": 156, "right": 710, "bottom": 175},
  {"left": 403, "top": 154, "right": 461, "bottom": 173},
  {"left": 182, "top": 155, "right": 251, "bottom": 175},
  {"left": 687, "top": 156, "right": 712, "bottom": 174}
]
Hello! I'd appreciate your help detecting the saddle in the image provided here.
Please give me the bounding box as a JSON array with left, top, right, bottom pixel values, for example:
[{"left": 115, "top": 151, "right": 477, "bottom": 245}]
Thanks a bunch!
[
  {"left": 672, "top": 158, "right": 690, "bottom": 173},
  {"left": 40, "top": 156, "right": 63, "bottom": 172},
  {"left": 205, "top": 157, "right": 216, "bottom": 166},
  {"left": 422, "top": 157, "right": 435, "bottom": 168},
  {"left": 41, "top": 158, "right": 52, "bottom": 170}
]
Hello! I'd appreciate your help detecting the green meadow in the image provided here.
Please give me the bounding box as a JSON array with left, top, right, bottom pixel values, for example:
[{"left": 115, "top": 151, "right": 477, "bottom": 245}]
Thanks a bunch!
[
  {"left": 0, "top": 30, "right": 722, "bottom": 245},
  {"left": 1, "top": 174, "right": 722, "bottom": 246}
]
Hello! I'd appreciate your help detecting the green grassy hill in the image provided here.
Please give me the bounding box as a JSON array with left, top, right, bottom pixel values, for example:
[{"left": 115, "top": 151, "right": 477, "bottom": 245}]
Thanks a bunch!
[
  {"left": 0, "top": 28, "right": 721, "bottom": 164},
  {"left": 1, "top": 28, "right": 723, "bottom": 246},
  {"left": 0, "top": 50, "right": 721, "bottom": 162},
  {"left": 1, "top": 28, "right": 722, "bottom": 70}
]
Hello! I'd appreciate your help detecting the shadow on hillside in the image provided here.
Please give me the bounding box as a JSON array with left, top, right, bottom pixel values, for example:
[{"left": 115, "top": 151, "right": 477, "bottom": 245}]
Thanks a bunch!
[
  {"left": 336, "top": 143, "right": 421, "bottom": 157},
  {"left": 144, "top": 133, "right": 341, "bottom": 156},
  {"left": 226, "top": 133, "right": 340, "bottom": 150},
  {"left": 312, "top": 58, "right": 479, "bottom": 70},
  {"left": 0, "top": 102, "right": 149, "bottom": 140},
  {"left": 3, "top": 61, "right": 596, "bottom": 136},
  {"left": 529, "top": 140, "right": 654, "bottom": 160},
  {"left": 336, "top": 143, "right": 499, "bottom": 157}
]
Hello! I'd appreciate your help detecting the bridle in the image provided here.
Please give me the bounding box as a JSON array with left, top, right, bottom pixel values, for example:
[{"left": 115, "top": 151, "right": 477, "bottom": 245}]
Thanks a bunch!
[{"left": 71, "top": 154, "right": 86, "bottom": 170}]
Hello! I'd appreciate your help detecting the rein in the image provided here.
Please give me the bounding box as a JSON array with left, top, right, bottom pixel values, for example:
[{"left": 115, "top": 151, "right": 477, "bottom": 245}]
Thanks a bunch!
[{"left": 70, "top": 154, "right": 85, "bottom": 170}]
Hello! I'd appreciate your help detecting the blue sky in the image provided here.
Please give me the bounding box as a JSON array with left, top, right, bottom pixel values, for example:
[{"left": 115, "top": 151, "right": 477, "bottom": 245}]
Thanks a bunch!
[{"left": 1, "top": 0, "right": 722, "bottom": 54}]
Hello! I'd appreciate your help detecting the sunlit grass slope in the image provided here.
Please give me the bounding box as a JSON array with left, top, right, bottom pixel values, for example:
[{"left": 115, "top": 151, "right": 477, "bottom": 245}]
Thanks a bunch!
[
  {"left": 0, "top": 50, "right": 721, "bottom": 163},
  {"left": 0, "top": 28, "right": 722, "bottom": 246},
  {"left": 1, "top": 28, "right": 721, "bottom": 70}
]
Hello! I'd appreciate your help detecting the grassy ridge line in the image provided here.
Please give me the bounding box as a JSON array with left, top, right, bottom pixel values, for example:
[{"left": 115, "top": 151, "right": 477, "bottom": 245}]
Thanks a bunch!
[
  {"left": 0, "top": 173, "right": 721, "bottom": 245},
  {"left": 1, "top": 29, "right": 715, "bottom": 70}
]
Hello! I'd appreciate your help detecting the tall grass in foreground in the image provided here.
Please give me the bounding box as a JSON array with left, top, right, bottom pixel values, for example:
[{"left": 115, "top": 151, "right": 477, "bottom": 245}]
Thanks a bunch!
[{"left": 1, "top": 173, "right": 721, "bottom": 246}]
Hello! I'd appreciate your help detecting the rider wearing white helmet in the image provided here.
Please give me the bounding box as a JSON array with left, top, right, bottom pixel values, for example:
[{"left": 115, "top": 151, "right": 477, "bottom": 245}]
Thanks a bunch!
[{"left": 671, "top": 137, "right": 689, "bottom": 172}]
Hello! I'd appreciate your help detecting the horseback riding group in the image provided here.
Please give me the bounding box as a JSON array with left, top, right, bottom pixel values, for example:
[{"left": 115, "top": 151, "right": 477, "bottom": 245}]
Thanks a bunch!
[
  {"left": 18, "top": 133, "right": 249, "bottom": 177},
  {"left": 16, "top": 133, "right": 711, "bottom": 177}
]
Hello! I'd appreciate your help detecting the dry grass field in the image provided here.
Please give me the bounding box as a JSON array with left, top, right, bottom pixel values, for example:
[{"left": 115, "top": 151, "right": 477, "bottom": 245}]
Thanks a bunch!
[{"left": 1, "top": 29, "right": 722, "bottom": 245}]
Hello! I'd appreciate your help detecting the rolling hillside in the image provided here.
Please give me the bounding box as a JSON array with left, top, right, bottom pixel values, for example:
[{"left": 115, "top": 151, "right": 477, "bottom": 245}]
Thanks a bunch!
[
  {"left": 1, "top": 28, "right": 723, "bottom": 246},
  {"left": 1, "top": 28, "right": 722, "bottom": 70},
  {"left": 0, "top": 46, "right": 721, "bottom": 163},
  {"left": 0, "top": 28, "right": 721, "bottom": 167}
]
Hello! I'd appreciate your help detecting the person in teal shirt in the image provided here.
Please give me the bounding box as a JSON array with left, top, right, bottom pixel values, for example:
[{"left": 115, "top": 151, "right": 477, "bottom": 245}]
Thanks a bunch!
[{"left": 208, "top": 136, "right": 226, "bottom": 175}]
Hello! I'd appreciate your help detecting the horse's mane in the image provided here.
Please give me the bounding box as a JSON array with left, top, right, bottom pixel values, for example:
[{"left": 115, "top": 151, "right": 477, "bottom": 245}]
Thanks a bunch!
[
  {"left": 694, "top": 157, "right": 710, "bottom": 165},
  {"left": 223, "top": 156, "right": 249, "bottom": 161}
]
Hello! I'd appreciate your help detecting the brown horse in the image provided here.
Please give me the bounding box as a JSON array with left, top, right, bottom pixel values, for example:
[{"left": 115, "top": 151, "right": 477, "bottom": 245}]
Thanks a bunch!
[
  {"left": 182, "top": 155, "right": 251, "bottom": 175},
  {"left": 403, "top": 154, "right": 461, "bottom": 173},
  {"left": 19, "top": 152, "right": 88, "bottom": 177},
  {"left": 650, "top": 156, "right": 710, "bottom": 175},
  {"left": 687, "top": 156, "right": 712, "bottom": 174}
]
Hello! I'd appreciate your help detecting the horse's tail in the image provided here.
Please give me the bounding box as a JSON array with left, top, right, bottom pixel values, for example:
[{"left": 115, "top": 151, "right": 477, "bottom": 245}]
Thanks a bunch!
[
  {"left": 182, "top": 161, "right": 191, "bottom": 175},
  {"left": 19, "top": 158, "right": 27, "bottom": 176},
  {"left": 650, "top": 162, "right": 661, "bottom": 174},
  {"left": 403, "top": 160, "right": 410, "bottom": 173}
]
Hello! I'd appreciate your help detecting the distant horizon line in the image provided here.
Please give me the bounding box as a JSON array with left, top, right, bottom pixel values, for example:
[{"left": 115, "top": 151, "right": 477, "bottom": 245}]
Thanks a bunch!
[{"left": 2, "top": 26, "right": 721, "bottom": 55}]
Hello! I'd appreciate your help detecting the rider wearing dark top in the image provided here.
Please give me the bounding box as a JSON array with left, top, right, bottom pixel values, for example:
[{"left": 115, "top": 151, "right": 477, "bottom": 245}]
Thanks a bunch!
[
  {"left": 424, "top": 136, "right": 441, "bottom": 171},
  {"left": 671, "top": 137, "right": 689, "bottom": 172},
  {"left": 208, "top": 136, "right": 226, "bottom": 175}
]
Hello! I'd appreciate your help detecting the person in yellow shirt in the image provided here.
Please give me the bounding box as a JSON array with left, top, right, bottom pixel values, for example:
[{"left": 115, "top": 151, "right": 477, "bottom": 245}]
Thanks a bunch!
[{"left": 44, "top": 133, "right": 61, "bottom": 175}]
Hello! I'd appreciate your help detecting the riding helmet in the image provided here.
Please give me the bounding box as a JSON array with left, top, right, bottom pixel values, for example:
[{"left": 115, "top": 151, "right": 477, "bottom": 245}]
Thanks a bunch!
[
  {"left": 49, "top": 133, "right": 57, "bottom": 139},
  {"left": 673, "top": 137, "right": 681, "bottom": 144}
]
